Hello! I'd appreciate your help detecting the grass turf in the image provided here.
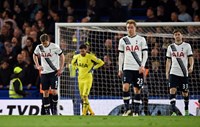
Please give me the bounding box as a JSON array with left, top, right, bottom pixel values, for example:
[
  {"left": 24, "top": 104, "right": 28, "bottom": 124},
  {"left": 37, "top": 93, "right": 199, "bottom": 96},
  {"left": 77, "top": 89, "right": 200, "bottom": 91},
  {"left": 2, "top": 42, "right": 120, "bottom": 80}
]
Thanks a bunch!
[{"left": 0, "top": 116, "right": 200, "bottom": 127}]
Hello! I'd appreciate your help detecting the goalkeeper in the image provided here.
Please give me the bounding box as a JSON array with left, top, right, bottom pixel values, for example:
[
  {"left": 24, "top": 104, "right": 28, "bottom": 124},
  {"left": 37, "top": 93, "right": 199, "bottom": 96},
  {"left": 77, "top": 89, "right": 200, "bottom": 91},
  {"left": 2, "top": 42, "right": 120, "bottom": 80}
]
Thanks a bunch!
[{"left": 71, "top": 44, "right": 104, "bottom": 115}]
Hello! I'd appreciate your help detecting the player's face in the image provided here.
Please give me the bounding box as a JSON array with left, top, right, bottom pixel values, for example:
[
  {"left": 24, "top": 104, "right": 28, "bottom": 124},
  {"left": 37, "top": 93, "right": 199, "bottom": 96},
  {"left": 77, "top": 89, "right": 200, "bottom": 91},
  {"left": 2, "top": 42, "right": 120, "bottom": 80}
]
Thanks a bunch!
[
  {"left": 41, "top": 40, "right": 49, "bottom": 47},
  {"left": 80, "top": 48, "right": 87, "bottom": 56},
  {"left": 126, "top": 23, "right": 136, "bottom": 36},
  {"left": 173, "top": 32, "right": 183, "bottom": 43}
]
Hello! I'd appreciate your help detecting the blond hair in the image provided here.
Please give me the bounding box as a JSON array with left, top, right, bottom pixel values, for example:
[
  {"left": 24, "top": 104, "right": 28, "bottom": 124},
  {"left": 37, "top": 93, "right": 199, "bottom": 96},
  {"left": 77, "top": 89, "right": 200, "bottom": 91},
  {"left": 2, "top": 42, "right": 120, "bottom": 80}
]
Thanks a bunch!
[{"left": 126, "top": 19, "right": 137, "bottom": 27}]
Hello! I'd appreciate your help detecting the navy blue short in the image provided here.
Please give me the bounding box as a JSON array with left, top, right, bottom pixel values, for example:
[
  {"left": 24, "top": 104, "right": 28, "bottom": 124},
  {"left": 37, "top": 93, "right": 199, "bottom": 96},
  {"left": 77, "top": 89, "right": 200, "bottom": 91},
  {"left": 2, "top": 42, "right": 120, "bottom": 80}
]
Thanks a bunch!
[
  {"left": 41, "top": 72, "right": 58, "bottom": 90},
  {"left": 123, "top": 70, "right": 143, "bottom": 88},
  {"left": 169, "top": 74, "right": 189, "bottom": 92}
]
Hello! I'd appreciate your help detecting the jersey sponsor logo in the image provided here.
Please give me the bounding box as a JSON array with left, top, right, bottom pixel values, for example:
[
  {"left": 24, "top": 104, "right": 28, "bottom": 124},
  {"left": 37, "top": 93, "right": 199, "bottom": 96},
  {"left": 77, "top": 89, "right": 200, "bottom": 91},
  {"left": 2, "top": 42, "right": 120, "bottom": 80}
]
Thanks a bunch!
[
  {"left": 78, "top": 63, "right": 88, "bottom": 68},
  {"left": 171, "top": 51, "right": 185, "bottom": 57},
  {"left": 41, "top": 52, "right": 52, "bottom": 58},
  {"left": 125, "top": 45, "right": 139, "bottom": 52}
]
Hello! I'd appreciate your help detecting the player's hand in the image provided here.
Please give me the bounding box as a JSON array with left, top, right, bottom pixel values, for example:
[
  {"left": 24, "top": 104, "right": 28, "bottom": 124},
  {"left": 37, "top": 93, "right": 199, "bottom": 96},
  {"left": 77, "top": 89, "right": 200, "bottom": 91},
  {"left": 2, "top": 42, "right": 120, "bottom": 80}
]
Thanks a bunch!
[
  {"left": 36, "top": 65, "right": 43, "bottom": 71},
  {"left": 139, "top": 66, "right": 145, "bottom": 74},
  {"left": 56, "top": 69, "right": 63, "bottom": 76},
  {"left": 188, "top": 66, "right": 193, "bottom": 73},
  {"left": 118, "top": 71, "right": 123, "bottom": 78}
]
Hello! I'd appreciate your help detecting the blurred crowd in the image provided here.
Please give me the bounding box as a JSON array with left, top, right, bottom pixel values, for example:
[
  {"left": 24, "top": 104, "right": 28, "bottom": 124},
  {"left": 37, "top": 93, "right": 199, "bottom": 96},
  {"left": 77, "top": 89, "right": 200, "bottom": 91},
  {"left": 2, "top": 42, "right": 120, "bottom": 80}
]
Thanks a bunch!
[{"left": 0, "top": 0, "right": 200, "bottom": 98}]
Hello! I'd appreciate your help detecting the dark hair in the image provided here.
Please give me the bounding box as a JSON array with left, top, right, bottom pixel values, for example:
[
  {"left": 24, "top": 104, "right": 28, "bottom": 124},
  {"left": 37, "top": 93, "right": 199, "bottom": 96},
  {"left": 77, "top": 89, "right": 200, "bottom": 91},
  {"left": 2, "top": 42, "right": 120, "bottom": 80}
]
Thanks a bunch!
[
  {"left": 79, "top": 44, "right": 87, "bottom": 49},
  {"left": 27, "top": 37, "right": 34, "bottom": 43},
  {"left": 173, "top": 29, "right": 183, "bottom": 34},
  {"left": 40, "top": 34, "right": 49, "bottom": 42}
]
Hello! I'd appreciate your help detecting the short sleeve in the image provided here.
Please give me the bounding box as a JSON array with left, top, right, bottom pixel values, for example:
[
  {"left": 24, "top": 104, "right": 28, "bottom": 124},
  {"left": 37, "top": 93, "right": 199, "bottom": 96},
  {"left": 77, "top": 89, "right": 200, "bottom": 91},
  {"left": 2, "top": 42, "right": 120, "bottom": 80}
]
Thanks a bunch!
[
  {"left": 54, "top": 44, "right": 63, "bottom": 55},
  {"left": 34, "top": 45, "right": 40, "bottom": 55},
  {"left": 187, "top": 44, "right": 193, "bottom": 56},
  {"left": 166, "top": 45, "right": 171, "bottom": 58},
  {"left": 141, "top": 37, "right": 148, "bottom": 50},
  {"left": 118, "top": 38, "right": 124, "bottom": 52}
]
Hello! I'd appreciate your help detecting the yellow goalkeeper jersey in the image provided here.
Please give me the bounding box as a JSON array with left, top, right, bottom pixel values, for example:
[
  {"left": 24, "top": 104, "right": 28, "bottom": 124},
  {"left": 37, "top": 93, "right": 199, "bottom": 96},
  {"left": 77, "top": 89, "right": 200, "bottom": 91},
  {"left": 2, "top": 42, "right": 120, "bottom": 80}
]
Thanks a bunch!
[{"left": 71, "top": 53, "right": 104, "bottom": 79}]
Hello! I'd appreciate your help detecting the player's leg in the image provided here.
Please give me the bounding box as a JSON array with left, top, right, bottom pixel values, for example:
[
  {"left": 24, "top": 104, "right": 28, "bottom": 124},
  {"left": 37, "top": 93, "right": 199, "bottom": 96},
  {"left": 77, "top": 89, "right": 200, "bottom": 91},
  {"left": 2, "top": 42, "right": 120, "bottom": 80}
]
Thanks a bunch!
[
  {"left": 169, "top": 74, "right": 177, "bottom": 116},
  {"left": 50, "top": 72, "right": 59, "bottom": 115},
  {"left": 51, "top": 89, "right": 58, "bottom": 115},
  {"left": 132, "top": 71, "right": 143, "bottom": 116},
  {"left": 170, "top": 88, "right": 177, "bottom": 115},
  {"left": 41, "top": 74, "right": 51, "bottom": 115},
  {"left": 122, "top": 70, "right": 131, "bottom": 116},
  {"left": 122, "top": 83, "right": 131, "bottom": 116},
  {"left": 81, "top": 77, "right": 94, "bottom": 116},
  {"left": 133, "top": 87, "right": 141, "bottom": 116},
  {"left": 43, "top": 90, "right": 50, "bottom": 115},
  {"left": 81, "top": 95, "right": 89, "bottom": 116},
  {"left": 85, "top": 77, "right": 94, "bottom": 115},
  {"left": 182, "top": 91, "right": 189, "bottom": 116},
  {"left": 78, "top": 79, "right": 87, "bottom": 115},
  {"left": 181, "top": 77, "right": 189, "bottom": 116}
]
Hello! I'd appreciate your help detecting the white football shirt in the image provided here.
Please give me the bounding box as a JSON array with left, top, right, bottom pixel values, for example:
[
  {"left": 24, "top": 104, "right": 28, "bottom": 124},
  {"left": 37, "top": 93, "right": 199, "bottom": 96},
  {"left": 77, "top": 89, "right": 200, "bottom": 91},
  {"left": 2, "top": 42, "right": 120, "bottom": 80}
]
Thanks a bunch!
[
  {"left": 166, "top": 42, "right": 193, "bottom": 77},
  {"left": 118, "top": 35, "right": 148, "bottom": 70},
  {"left": 34, "top": 43, "right": 63, "bottom": 74}
]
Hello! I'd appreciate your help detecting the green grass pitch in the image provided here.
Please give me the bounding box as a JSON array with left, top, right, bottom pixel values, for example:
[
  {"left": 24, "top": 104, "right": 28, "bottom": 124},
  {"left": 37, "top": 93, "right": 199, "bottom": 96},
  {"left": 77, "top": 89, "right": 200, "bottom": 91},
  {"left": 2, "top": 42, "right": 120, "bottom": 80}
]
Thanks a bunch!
[{"left": 0, "top": 116, "right": 200, "bottom": 127}]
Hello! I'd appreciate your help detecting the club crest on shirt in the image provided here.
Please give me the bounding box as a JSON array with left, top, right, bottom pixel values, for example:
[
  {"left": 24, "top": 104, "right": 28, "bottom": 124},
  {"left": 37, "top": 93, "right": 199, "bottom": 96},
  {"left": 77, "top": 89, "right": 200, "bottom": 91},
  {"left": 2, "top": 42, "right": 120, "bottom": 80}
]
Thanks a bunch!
[
  {"left": 126, "top": 45, "right": 139, "bottom": 52},
  {"left": 171, "top": 51, "right": 185, "bottom": 57}
]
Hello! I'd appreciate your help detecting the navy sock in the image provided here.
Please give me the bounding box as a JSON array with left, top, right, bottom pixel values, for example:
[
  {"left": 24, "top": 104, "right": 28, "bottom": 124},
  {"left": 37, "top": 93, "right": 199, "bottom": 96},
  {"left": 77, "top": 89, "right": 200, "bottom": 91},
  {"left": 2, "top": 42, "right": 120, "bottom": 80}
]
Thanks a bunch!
[
  {"left": 43, "top": 97, "right": 50, "bottom": 108},
  {"left": 134, "top": 94, "right": 141, "bottom": 114},
  {"left": 123, "top": 91, "right": 130, "bottom": 111},
  {"left": 183, "top": 96, "right": 189, "bottom": 110},
  {"left": 43, "top": 97, "right": 50, "bottom": 115},
  {"left": 52, "top": 95, "right": 58, "bottom": 115},
  {"left": 52, "top": 95, "right": 58, "bottom": 106},
  {"left": 170, "top": 94, "right": 176, "bottom": 112}
]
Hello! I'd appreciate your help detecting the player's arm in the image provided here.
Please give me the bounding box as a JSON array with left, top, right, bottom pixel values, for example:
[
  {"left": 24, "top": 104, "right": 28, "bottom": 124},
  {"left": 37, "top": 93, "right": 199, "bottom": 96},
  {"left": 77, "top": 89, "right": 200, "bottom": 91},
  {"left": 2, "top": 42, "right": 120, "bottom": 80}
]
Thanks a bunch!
[
  {"left": 33, "top": 46, "right": 43, "bottom": 71},
  {"left": 188, "top": 56, "right": 194, "bottom": 73},
  {"left": 166, "top": 58, "right": 171, "bottom": 80},
  {"left": 118, "top": 51, "right": 124, "bottom": 73},
  {"left": 188, "top": 44, "right": 194, "bottom": 73},
  {"left": 71, "top": 55, "right": 78, "bottom": 67},
  {"left": 91, "top": 55, "right": 104, "bottom": 70},
  {"left": 118, "top": 38, "right": 124, "bottom": 77},
  {"left": 166, "top": 46, "right": 172, "bottom": 80},
  {"left": 57, "top": 52, "right": 65, "bottom": 76},
  {"left": 140, "top": 37, "right": 148, "bottom": 73},
  {"left": 140, "top": 49, "right": 148, "bottom": 73},
  {"left": 59, "top": 53, "right": 65, "bottom": 70}
]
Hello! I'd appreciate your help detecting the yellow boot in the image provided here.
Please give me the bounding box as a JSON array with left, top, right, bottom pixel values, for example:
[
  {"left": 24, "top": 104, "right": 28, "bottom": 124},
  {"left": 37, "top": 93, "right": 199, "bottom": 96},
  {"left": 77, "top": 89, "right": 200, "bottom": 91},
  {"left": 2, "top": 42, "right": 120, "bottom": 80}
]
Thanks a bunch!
[{"left": 88, "top": 105, "right": 95, "bottom": 115}]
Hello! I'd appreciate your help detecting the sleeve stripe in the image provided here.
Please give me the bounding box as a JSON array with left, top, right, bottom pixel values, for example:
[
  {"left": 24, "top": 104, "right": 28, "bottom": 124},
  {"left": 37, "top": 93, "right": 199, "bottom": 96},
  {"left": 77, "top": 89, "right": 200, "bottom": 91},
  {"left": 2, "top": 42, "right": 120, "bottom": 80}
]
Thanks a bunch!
[
  {"left": 188, "top": 54, "right": 193, "bottom": 57},
  {"left": 58, "top": 51, "right": 63, "bottom": 56},
  {"left": 34, "top": 53, "right": 38, "bottom": 56},
  {"left": 142, "top": 48, "right": 148, "bottom": 51},
  {"left": 118, "top": 50, "right": 124, "bottom": 53},
  {"left": 166, "top": 56, "right": 171, "bottom": 59}
]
